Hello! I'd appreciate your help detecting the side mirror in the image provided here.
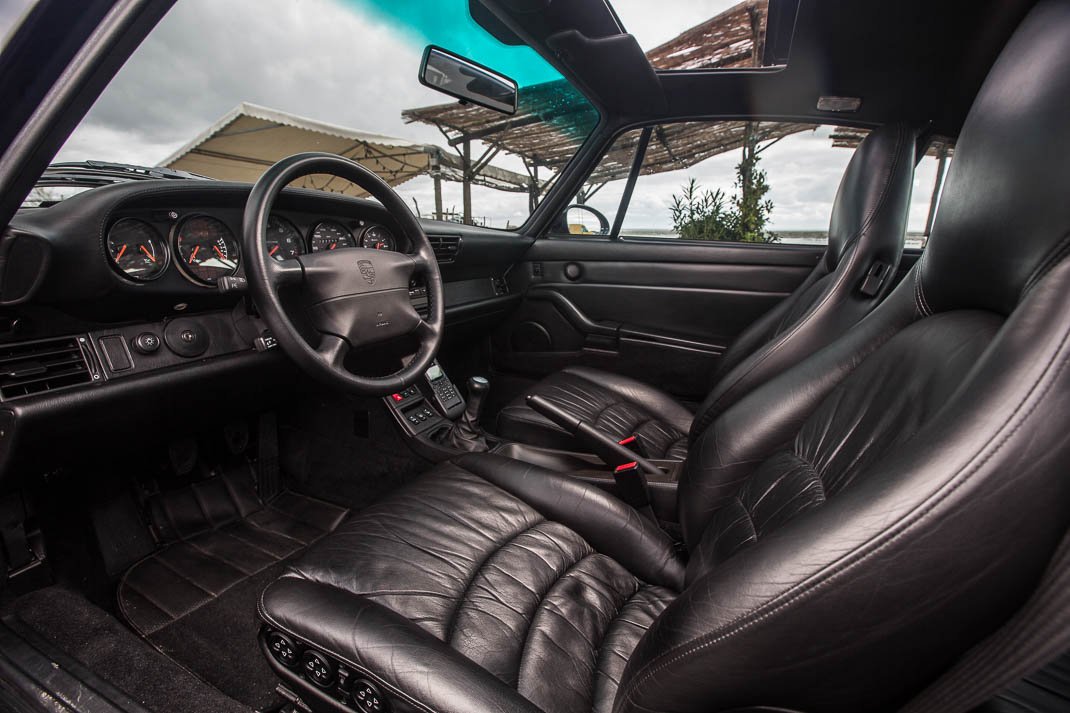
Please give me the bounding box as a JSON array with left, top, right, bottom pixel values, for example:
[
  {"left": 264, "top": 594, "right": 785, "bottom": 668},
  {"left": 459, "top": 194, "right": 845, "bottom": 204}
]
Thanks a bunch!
[
  {"left": 560, "top": 204, "right": 610, "bottom": 236},
  {"left": 419, "top": 46, "right": 518, "bottom": 116}
]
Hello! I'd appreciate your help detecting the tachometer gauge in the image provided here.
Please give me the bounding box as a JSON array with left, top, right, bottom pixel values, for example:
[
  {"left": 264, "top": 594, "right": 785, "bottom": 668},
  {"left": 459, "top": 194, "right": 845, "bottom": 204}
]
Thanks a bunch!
[
  {"left": 310, "top": 220, "right": 355, "bottom": 252},
  {"left": 107, "top": 218, "right": 168, "bottom": 281},
  {"left": 360, "top": 225, "right": 396, "bottom": 251},
  {"left": 174, "top": 215, "right": 240, "bottom": 285},
  {"left": 266, "top": 215, "right": 304, "bottom": 261}
]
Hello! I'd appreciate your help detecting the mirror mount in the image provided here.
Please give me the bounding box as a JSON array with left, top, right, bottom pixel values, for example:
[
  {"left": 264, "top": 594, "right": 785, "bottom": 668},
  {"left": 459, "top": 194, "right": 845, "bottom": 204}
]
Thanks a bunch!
[{"left": 419, "top": 46, "right": 519, "bottom": 116}]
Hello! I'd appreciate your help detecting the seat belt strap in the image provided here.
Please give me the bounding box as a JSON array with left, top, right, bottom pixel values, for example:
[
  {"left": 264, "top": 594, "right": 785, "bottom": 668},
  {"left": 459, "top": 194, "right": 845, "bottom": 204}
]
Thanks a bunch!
[{"left": 900, "top": 526, "right": 1070, "bottom": 713}]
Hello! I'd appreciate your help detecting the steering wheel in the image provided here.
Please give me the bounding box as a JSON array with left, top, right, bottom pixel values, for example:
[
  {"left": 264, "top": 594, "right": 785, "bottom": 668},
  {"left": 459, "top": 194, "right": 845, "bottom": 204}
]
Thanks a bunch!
[{"left": 242, "top": 153, "right": 444, "bottom": 395}]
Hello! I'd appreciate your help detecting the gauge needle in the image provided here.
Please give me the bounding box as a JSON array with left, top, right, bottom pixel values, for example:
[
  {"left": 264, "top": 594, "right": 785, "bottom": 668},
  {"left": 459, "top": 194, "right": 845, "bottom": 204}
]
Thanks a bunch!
[
  {"left": 139, "top": 245, "right": 157, "bottom": 263},
  {"left": 189, "top": 245, "right": 200, "bottom": 263},
  {"left": 213, "top": 245, "right": 225, "bottom": 259},
  {"left": 116, "top": 244, "right": 127, "bottom": 260},
  {"left": 329, "top": 242, "right": 337, "bottom": 250},
  {"left": 269, "top": 245, "right": 280, "bottom": 256}
]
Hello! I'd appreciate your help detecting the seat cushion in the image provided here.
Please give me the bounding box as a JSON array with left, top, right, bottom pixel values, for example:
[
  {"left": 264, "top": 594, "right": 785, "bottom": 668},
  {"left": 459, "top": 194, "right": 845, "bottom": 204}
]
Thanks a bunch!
[
  {"left": 497, "top": 366, "right": 693, "bottom": 460},
  {"left": 259, "top": 454, "right": 683, "bottom": 713}
]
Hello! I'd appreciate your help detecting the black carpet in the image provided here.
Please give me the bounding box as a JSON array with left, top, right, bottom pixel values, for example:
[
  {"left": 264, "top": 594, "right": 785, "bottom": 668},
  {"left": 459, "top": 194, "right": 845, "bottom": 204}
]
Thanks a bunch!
[
  {"left": 117, "top": 470, "right": 348, "bottom": 710},
  {"left": 4, "top": 587, "right": 251, "bottom": 713}
]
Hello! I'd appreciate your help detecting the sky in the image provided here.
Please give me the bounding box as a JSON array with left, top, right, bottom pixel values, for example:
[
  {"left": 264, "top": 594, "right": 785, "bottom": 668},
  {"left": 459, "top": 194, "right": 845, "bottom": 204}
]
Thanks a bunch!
[{"left": 1, "top": 0, "right": 942, "bottom": 232}]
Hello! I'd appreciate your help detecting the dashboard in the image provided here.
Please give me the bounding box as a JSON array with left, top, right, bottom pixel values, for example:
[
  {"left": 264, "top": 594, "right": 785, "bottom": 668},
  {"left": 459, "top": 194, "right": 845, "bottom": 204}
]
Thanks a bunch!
[
  {"left": 0, "top": 179, "right": 530, "bottom": 482},
  {"left": 104, "top": 207, "right": 406, "bottom": 287}
]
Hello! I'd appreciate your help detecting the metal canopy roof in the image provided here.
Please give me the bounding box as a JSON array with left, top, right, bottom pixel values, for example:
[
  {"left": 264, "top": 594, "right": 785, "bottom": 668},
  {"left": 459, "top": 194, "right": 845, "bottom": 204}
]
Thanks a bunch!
[{"left": 159, "top": 102, "right": 533, "bottom": 197}]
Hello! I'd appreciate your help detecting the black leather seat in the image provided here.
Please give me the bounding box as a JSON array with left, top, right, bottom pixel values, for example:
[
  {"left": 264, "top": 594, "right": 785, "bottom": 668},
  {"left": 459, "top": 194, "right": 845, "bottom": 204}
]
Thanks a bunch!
[
  {"left": 259, "top": 4, "right": 1070, "bottom": 712},
  {"left": 497, "top": 122, "right": 917, "bottom": 459}
]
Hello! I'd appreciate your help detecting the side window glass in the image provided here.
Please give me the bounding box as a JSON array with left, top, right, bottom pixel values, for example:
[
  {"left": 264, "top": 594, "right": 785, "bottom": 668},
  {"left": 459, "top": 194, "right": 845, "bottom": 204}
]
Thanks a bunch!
[
  {"left": 547, "top": 129, "right": 644, "bottom": 237},
  {"left": 620, "top": 122, "right": 866, "bottom": 245},
  {"left": 906, "top": 140, "right": 953, "bottom": 249}
]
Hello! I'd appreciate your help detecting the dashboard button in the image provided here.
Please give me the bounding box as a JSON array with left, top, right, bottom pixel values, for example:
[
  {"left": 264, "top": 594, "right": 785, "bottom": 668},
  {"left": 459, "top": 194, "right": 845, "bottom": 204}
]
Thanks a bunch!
[
  {"left": 163, "top": 318, "right": 209, "bottom": 357},
  {"left": 133, "top": 332, "right": 161, "bottom": 354}
]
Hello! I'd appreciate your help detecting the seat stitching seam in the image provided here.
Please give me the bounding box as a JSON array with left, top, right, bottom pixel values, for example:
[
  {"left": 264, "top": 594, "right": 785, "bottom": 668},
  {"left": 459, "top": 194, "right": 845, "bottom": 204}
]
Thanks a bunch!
[{"left": 618, "top": 311, "right": 1070, "bottom": 710}]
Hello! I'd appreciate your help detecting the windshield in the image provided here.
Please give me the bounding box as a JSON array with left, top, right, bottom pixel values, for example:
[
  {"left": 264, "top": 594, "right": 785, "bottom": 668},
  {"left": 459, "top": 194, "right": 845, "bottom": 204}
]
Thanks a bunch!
[{"left": 43, "top": 0, "right": 599, "bottom": 229}]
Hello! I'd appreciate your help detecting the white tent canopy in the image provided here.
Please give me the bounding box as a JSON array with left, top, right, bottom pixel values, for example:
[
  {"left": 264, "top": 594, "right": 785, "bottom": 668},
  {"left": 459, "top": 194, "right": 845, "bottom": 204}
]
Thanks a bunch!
[{"left": 159, "top": 102, "right": 532, "bottom": 200}]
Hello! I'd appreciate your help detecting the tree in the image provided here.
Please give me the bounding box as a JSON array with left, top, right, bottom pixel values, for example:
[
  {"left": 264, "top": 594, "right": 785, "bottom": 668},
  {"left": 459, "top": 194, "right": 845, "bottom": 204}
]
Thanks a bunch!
[{"left": 669, "top": 131, "right": 779, "bottom": 244}]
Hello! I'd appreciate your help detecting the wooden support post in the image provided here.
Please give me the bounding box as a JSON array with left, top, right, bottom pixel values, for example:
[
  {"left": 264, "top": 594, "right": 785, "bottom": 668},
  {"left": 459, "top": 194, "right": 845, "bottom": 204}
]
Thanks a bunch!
[
  {"left": 462, "top": 140, "right": 472, "bottom": 225},
  {"left": 433, "top": 175, "right": 443, "bottom": 221},
  {"left": 529, "top": 163, "right": 539, "bottom": 213}
]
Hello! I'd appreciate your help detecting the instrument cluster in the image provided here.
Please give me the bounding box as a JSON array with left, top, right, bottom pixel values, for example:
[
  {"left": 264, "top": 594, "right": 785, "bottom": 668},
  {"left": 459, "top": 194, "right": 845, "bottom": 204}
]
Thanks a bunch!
[{"left": 106, "top": 213, "right": 400, "bottom": 286}]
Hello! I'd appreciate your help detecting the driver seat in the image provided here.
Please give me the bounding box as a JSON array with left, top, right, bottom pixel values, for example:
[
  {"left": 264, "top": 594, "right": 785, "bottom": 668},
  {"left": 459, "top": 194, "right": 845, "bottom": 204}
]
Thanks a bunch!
[{"left": 259, "top": 5, "right": 1070, "bottom": 712}]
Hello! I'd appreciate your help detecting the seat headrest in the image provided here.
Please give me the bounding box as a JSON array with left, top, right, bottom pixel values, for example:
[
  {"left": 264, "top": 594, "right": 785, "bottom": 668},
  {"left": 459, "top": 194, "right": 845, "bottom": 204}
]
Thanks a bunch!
[
  {"left": 919, "top": 0, "right": 1070, "bottom": 316},
  {"left": 826, "top": 122, "right": 916, "bottom": 269}
]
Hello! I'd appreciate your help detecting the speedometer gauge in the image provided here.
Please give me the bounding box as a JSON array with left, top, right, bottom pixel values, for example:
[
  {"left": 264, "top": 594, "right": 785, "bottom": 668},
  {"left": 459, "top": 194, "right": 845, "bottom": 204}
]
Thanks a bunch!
[
  {"left": 107, "top": 218, "right": 168, "bottom": 281},
  {"left": 310, "top": 220, "right": 355, "bottom": 252},
  {"left": 360, "top": 225, "right": 396, "bottom": 251},
  {"left": 174, "top": 215, "right": 240, "bottom": 285},
  {"left": 266, "top": 215, "right": 304, "bottom": 261}
]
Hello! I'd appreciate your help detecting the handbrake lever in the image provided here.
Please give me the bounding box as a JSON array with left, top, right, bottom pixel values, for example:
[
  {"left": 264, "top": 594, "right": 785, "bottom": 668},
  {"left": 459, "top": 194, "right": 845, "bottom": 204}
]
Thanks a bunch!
[
  {"left": 525, "top": 394, "right": 662, "bottom": 474},
  {"left": 526, "top": 394, "right": 659, "bottom": 518}
]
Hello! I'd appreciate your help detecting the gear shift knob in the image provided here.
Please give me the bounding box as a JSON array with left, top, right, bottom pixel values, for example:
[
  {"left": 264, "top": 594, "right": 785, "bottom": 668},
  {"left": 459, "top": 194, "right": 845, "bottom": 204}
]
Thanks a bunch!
[
  {"left": 442, "top": 376, "right": 491, "bottom": 452},
  {"left": 464, "top": 376, "right": 490, "bottom": 423}
]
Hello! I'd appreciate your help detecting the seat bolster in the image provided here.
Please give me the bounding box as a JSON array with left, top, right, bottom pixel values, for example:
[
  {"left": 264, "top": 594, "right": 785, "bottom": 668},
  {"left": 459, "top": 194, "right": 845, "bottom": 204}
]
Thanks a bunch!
[
  {"left": 259, "top": 577, "right": 541, "bottom": 713},
  {"left": 454, "top": 453, "right": 685, "bottom": 590}
]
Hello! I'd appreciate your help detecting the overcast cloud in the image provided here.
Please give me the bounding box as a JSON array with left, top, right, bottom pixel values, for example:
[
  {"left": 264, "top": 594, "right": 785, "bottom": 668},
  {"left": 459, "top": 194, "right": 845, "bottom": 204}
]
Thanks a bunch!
[{"left": 6, "top": 0, "right": 941, "bottom": 231}]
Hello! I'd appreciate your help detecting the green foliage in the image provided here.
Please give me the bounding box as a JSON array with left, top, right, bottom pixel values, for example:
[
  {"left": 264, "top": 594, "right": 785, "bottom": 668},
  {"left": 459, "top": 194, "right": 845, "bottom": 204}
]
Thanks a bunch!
[{"left": 669, "top": 138, "right": 779, "bottom": 243}]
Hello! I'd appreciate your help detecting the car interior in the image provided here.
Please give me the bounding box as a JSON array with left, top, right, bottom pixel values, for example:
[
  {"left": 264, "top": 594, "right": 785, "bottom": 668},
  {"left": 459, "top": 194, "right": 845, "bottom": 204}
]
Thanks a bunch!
[{"left": 0, "top": 0, "right": 1069, "bottom": 712}]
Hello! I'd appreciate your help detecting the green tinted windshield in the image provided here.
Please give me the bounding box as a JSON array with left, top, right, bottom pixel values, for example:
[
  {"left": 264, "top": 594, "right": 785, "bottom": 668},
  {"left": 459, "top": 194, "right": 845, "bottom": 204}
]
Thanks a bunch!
[{"left": 47, "top": 0, "right": 599, "bottom": 229}]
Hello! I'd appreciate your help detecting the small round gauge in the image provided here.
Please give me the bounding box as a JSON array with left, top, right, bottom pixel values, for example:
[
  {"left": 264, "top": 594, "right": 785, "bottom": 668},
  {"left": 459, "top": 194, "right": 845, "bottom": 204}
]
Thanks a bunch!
[
  {"left": 106, "top": 218, "right": 168, "bottom": 281},
  {"left": 360, "top": 225, "right": 396, "bottom": 251},
  {"left": 174, "top": 215, "right": 240, "bottom": 285},
  {"left": 309, "top": 220, "right": 355, "bottom": 252},
  {"left": 266, "top": 215, "right": 304, "bottom": 261}
]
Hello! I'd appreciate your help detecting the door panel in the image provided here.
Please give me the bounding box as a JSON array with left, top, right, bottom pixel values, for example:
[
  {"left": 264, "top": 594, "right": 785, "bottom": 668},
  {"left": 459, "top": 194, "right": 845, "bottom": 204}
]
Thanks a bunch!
[{"left": 492, "top": 237, "right": 823, "bottom": 398}]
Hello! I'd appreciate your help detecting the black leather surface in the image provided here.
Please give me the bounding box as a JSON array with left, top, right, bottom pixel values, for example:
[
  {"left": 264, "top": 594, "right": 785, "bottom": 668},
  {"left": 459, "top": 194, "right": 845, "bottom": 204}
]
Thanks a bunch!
[
  {"left": 260, "top": 454, "right": 682, "bottom": 713},
  {"left": 260, "top": 4, "right": 1070, "bottom": 712},
  {"left": 497, "top": 365, "right": 692, "bottom": 459},
  {"left": 120, "top": 469, "right": 347, "bottom": 636},
  {"left": 498, "top": 122, "right": 915, "bottom": 459}
]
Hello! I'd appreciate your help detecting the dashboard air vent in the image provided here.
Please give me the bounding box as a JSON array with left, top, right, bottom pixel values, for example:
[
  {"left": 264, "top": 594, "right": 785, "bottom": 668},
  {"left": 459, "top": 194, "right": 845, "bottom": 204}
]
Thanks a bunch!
[
  {"left": 0, "top": 335, "right": 96, "bottom": 400},
  {"left": 428, "top": 234, "right": 462, "bottom": 263}
]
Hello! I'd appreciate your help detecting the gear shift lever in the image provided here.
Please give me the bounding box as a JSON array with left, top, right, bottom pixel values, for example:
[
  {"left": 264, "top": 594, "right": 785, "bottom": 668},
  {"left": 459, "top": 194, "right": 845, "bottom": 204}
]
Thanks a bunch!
[{"left": 443, "top": 376, "right": 490, "bottom": 452}]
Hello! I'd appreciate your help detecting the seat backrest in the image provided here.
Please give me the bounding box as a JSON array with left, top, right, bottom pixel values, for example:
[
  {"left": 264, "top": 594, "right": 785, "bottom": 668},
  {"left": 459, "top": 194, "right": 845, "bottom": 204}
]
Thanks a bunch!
[
  {"left": 616, "top": 3, "right": 1070, "bottom": 712},
  {"left": 687, "top": 123, "right": 916, "bottom": 441}
]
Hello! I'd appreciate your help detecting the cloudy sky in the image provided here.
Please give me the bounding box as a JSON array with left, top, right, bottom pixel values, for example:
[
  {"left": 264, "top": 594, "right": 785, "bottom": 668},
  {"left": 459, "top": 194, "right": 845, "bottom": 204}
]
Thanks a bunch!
[{"left": 2, "top": 0, "right": 941, "bottom": 232}]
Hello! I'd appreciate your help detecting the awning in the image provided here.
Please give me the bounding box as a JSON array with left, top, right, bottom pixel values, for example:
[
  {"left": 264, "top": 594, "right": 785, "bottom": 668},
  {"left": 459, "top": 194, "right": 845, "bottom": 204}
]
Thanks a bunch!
[{"left": 159, "top": 102, "right": 533, "bottom": 197}]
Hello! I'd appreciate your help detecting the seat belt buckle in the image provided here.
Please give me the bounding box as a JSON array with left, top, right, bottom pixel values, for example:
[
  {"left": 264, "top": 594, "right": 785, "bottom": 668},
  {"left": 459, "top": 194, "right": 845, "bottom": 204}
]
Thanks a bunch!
[
  {"left": 618, "top": 434, "right": 647, "bottom": 458},
  {"left": 612, "top": 461, "right": 651, "bottom": 512}
]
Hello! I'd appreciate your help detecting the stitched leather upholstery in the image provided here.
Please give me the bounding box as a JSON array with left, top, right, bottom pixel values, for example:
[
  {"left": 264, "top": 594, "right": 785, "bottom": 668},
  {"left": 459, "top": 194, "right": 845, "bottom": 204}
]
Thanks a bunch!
[
  {"left": 260, "top": 5, "right": 1070, "bottom": 712},
  {"left": 260, "top": 454, "right": 683, "bottom": 713},
  {"left": 498, "top": 123, "right": 916, "bottom": 459},
  {"left": 497, "top": 366, "right": 692, "bottom": 458}
]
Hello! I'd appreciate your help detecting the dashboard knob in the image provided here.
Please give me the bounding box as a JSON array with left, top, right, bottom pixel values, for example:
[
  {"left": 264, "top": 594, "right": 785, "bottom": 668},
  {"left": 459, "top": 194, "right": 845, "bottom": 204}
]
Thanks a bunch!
[{"left": 133, "top": 332, "right": 161, "bottom": 354}]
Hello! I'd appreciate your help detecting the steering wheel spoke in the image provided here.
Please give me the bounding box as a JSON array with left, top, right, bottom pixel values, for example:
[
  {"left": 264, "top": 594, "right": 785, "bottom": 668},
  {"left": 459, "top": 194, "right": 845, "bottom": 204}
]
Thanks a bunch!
[
  {"left": 316, "top": 333, "right": 351, "bottom": 369},
  {"left": 267, "top": 257, "right": 304, "bottom": 287}
]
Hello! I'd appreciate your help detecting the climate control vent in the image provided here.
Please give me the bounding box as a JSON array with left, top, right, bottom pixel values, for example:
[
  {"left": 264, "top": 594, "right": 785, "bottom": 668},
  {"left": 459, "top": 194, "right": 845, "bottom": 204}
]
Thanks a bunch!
[
  {"left": 427, "top": 234, "right": 461, "bottom": 263},
  {"left": 0, "top": 335, "right": 96, "bottom": 400}
]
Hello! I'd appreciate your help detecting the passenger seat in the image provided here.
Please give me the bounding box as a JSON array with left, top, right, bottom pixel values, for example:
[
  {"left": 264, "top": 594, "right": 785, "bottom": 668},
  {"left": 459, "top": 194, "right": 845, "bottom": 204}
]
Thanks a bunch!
[{"left": 497, "top": 122, "right": 918, "bottom": 459}]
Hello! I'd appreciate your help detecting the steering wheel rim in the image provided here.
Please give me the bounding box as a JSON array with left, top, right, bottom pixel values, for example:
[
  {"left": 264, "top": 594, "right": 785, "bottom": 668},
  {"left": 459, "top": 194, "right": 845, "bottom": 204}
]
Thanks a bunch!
[{"left": 243, "top": 152, "right": 444, "bottom": 395}]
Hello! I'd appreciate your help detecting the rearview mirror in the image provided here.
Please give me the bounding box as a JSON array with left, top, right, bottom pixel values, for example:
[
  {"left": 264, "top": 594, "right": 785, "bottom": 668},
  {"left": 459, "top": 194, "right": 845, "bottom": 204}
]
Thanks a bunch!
[{"left": 419, "top": 46, "right": 518, "bottom": 116}]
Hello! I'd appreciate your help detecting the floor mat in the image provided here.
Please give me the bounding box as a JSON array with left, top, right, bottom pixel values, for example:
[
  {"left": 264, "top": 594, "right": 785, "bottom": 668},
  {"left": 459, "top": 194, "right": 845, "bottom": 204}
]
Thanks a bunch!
[
  {"left": 4, "top": 587, "right": 251, "bottom": 713},
  {"left": 118, "top": 468, "right": 348, "bottom": 710}
]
